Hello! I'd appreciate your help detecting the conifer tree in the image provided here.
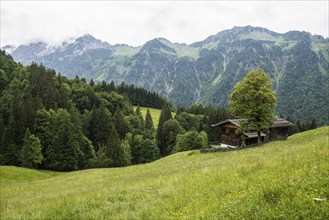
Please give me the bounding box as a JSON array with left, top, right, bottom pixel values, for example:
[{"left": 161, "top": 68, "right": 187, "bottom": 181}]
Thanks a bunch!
[
  {"left": 145, "top": 109, "right": 154, "bottom": 131},
  {"left": 69, "top": 107, "right": 95, "bottom": 169},
  {"left": 135, "top": 106, "right": 144, "bottom": 127},
  {"left": 114, "top": 108, "right": 132, "bottom": 140},
  {"left": 45, "top": 109, "right": 78, "bottom": 171},
  {"left": 105, "top": 125, "right": 126, "bottom": 167},
  {"left": 156, "top": 103, "right": 173, "bottom": 155},
  {"left": 88, "top": 105, "right": 112, "bottom": 152},
  {"left": 126, "top": 133, "right": 143, "bottom": 164},
  {"left": 0, "top": 113, "right": 4, "bottom": 145},
  {"left": 20, "top": 128, "right": 43, "bottom": 169},
  {"left": 34, "top": 108, "right": 53, "bottom": 160},
  {"left": 108, "top": 81, "right": 116, "bottom": 92},
  {"left": 144, "top": 109, "right": 155, "bottom": 140},
  {"left": 1, "top": 117, "right": 20, "bottom": 165}
]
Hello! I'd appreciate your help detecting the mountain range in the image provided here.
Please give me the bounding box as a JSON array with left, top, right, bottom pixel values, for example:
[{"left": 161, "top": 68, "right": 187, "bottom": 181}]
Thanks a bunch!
[{"left": 2, "top": 26, "right": 329, "bottom": 125}]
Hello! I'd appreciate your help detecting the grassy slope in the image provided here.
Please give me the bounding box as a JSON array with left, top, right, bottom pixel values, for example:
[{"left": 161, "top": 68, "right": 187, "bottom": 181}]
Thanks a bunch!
[
  {"left": 133, "top": 106, "right": 175, "bottom": 129},
  {"left": 1, "top": 127, "right": 328, "bottom": 219},
  {"left": 0, "top": 167, "right": 61, "bottom": 184}
]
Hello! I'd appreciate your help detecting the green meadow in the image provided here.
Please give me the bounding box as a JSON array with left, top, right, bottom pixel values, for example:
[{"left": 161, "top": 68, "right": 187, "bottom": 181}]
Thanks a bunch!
[
  {"left": 1, "top": 127, "right": 328, "bottom": 219},
  {"left": 133, "top": 106, "right": 175, "bottom": 129}
]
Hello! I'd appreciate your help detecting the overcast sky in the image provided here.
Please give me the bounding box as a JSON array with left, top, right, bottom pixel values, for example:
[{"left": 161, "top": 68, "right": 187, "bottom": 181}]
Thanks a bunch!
[{"left": 1, "top": 1, "right": 328, "bottom": 47}]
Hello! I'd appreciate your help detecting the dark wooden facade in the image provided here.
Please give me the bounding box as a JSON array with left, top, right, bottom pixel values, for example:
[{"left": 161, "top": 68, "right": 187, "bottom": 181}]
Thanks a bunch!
[{"left": 213, "top": 117, "right": 292, "bottom": 147}]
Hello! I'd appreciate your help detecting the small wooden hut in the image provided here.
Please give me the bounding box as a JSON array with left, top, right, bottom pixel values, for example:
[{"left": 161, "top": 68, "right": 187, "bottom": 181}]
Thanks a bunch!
[{"left": 212, "top": 117, "right": 293, "bottom": 147}]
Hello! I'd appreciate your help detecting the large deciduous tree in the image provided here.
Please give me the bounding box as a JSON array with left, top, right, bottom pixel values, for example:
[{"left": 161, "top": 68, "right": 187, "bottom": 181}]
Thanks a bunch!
[{"left": 229, "top": 68, "right": 276, "bottom": 145}]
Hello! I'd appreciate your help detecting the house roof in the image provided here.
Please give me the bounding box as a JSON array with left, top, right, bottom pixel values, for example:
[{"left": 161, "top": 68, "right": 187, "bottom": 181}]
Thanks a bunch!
[
  {"left": 212, "top": 117, "right": 293, "bottom": 128},
  {"left": 243, "top": 132, "right": 266, "bottom": 138}
]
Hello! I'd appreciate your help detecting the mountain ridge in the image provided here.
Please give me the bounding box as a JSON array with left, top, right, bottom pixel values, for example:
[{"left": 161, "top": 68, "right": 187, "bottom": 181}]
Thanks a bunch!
[{"left": 2, "top": 26, "right": 328, "bottom": 125}]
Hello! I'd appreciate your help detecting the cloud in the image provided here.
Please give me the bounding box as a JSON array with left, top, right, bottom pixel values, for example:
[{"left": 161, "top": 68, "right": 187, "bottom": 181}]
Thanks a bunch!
[{"left": 1, "top": 1, "right": 328, "bottom": 47}]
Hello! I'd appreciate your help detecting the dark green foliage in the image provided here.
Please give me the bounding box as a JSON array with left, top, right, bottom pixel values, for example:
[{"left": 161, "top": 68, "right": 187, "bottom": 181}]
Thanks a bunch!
[
  {"left": 1, "top": 51, "right": 153, "bottom": 170},
  {"left": 76, "top": 135, "right": 95, "bottom": 169},
  {"left": 144, "top": 109, "right": 155, "bottom": 140},
  {"left": 0, "top": 113, "right": 4, "bottom": 140},
  {"left": 105, "top": 125, "right": 128, "bottom": 167},
  {"left": 1, "top": 117, "right": 21, "bottom": 165},
  {"left": 44, "top": 109, "right": 79, "bottom": 171},
  {"left": 286, "top": 117, "right": 317, "bottom": 136},
  {"left": 138, "top": 139, "right": 160, "bottom": 163},
  {"left": 135, "top": 106, "right": 144, "bottom": 127},
  {"left": 173, "top": 131, "right": 208, "bottom": 153},
  {"left": 127, "top": 115, "right": 144, "bottom": 135},
  {"left": 175, "top": 112, "right": 201, "bottom": 132},
  {"left": 87, "top": 105, "right": 112, "bottom": 152},
  {"left": 1, "top": 77, "right": 26, "bottom": 165},
  {"left": 20, "top": 129, "right": 43, "bottom": 169},
  {"left": 0, "top": 51, "right": 17, "bottom": 93},
  {"left": 156, "top": 103, "right": 173, "bottom": 155},
  {"left": 113, "top": 108, "right": 132, "bottom": 140},
  {"left": 116, "top": 82, "right": 168, "bottom": 109},
  {"left": 162, "top": 119, "right": 185, "bottom": 155},
  {"left": 126, "top": 133, "right": 143, "bottom": 165},
  {"left": 204, "top": 108, "right": 229, "bottom": 143},
  {"left": 69, "top": 107, "right": 95, "bottom": 169},
  {"left": 145, "top": 109, "right": 155, "bottom": 132},
  {"left": 34, "top": 109, "right": 53, "bottom": 158}
]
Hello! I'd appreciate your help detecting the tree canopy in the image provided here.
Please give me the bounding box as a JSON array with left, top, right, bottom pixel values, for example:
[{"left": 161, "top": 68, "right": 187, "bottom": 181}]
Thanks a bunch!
[{"left": 229, "top": 68, "right": 276, "bottom": 145}]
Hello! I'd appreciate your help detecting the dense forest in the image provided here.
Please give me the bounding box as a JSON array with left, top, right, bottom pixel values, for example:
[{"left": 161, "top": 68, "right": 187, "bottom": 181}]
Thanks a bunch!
[{"left": 0, "top": 50, "right": 229, "bottom": 171}]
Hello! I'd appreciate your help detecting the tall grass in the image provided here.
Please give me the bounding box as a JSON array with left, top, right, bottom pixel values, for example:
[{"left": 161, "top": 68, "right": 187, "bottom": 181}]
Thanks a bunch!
[{"left": 1, "top": 127, "right": 328, "bottom": 219}]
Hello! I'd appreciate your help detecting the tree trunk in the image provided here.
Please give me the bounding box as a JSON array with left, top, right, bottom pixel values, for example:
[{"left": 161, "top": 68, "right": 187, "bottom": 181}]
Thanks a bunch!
[{"left": 257, "top": 131, "right": 262, "bottom": 146}]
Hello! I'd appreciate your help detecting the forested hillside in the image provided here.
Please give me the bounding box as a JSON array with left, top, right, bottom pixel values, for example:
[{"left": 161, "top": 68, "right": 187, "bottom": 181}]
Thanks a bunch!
[
  {"left": 4, "top": 26, "right": 328, "bottom": 125},
  {"left": 0, "top": 51, "right": 168, "bottom": 170},
  {"left": 0, "top": 51, "right": 230, "bottom": 171}
]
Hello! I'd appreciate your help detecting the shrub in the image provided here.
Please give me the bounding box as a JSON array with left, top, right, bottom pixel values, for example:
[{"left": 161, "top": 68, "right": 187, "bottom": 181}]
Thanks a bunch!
[
  {"left": 173, "top": 131, "right": 208, "bottom": 153},
  {"left": 138, "top": 139, "right": 160, "bottom": 163}
]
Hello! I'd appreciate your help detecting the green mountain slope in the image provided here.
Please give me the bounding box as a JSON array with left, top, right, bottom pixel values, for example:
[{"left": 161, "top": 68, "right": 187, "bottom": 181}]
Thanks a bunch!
[
  {"left": 1, "top": 127, "right": 328, "bottom": 219},
  {"left": 4, "top": 26, "right": 329, "bottom": 125}
]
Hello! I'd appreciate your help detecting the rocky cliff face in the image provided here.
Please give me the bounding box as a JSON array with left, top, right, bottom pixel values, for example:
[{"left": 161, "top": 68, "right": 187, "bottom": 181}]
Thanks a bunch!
[{"left": 3, "top": 26, "right": 329, "bottom": 124}]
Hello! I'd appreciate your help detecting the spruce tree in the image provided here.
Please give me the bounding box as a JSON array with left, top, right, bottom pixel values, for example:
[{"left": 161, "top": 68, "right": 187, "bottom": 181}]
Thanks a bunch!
[
  {"left": 69, "top": 107, "right": 95, "bottom": 169},
  {"left": 88, "top": 105, "right": 112, "bottom": 152},
  {"left": 105, "top": 125, "right": 126, "bottom": 167},
  {"left": 156, "top": 103, "right": 172, "bottom": 155},
  {"left": 145, "top": 109, "right": 154, "bottom": 131},
  {"left": 34, "top": 108, "right": 53, "bottom": 160},
  {"left": 144, "top": 109, "right": 155, "bottom": 140},
  {"left": 114, "top": 108, "right": 132, "bottom": 140},
  {"left": 0, "top": 115, "right": 21, "bottom": 165},
  {"left": 135, "top": 106, "right": 144, "bottom": 127},
  {"left": 108, "top": 81, "right": 116, "bottom": 92},
  {"left": 126, "top": 133, "right": 143, "bottom": 164},
  {"left": 20, "top": 128, "right": 43, "bottom": 169},
  {"left": 45, "top": 109, "right": 78, "bottom": 171}
]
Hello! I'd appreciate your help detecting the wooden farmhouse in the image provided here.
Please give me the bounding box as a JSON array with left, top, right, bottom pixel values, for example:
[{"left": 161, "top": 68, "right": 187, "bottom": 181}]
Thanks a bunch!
[{"left": 212, "top": 117, "right": 293, "bottom": 147}]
